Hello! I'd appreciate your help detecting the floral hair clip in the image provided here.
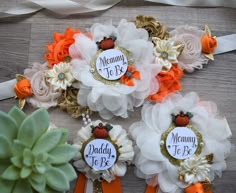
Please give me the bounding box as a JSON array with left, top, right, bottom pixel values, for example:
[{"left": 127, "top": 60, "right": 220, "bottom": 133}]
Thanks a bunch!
[
  {"left": 130, "top": 92, "right": 232, "bottom": 193},
  {"left": 8, "top": 16, "right": 236, "bottom": 121}
]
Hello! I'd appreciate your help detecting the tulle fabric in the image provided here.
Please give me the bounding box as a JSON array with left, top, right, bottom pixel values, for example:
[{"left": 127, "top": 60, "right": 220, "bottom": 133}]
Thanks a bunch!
[{"left": 130, "top": 92, "right": 232, "bottom": 193}]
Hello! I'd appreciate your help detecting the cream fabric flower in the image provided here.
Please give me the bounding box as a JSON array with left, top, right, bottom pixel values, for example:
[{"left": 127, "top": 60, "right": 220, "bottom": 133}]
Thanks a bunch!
[
  {"left": 73, "top": 120, "right": 134, "bottom": 182},
  {"left": 153, "top": 38, "right": 181, "bottom": 71},
  {"left": 24, "top": 62, "right": 61, "bottom": 109},
  {"left": 46, "top": 62, "right": 74, "bottom": 90},
  {"left": 170, "top": 26, "right": 208, "bottom": 72},
  {"left": 179, "top": 155, "right": 211, "bottom": 184},
  {"left": 130, "top": 92, "right": 232, "bottom": 193}
]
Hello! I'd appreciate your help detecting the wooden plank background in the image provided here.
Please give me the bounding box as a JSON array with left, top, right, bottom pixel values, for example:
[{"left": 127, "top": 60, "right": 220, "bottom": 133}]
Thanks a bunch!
[{"left": 0, "top": 0, "right": 235, "bottom": 192}]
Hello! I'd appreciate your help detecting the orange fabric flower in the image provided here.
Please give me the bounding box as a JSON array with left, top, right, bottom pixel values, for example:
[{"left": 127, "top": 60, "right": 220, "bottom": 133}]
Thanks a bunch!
[
  {"left": 120, "top": 66, "right": 141, "bottom": 86},
  {"left": 45, "top": 27, "right": 80, "bottom": 68},
  {"left": 148, "top": 64, "right": 183, "bottom": 102},
  {"left": 14, "top": 79, "right": 33, "bottom": 99},
  {"left": 201, "top": 34, "right": 217, "bottom": 54}
]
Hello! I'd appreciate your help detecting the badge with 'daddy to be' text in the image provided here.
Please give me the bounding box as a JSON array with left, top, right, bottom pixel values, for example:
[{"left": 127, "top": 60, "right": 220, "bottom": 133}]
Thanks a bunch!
[
  {"left": 84, "top": 139, "right": 117, "bottom": 171},
  {"left": 73, "top": 120, "right": 134, "bottom": 183}
]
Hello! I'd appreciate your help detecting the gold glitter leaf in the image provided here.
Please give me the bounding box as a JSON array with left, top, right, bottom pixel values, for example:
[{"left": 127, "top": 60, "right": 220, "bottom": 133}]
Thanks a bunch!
[
  {"left": 57, "top": 87, "right": 90, "bottom": 118},
  {"left": 18, "top": 99, "right": 26, "bottom": 109},
  {"left": 16, "top": 74, "right": 26, "bottom": 82}
]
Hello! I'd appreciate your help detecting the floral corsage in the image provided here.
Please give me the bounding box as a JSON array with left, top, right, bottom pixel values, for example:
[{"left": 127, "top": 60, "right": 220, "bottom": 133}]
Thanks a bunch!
[
  {"left": 70, "top": 19, "right": 160, "bottom": 119},
  {"left": 130, "top": 92, "right": 232, "bottom": 193},
  {"left": 72, "top": 120, "right": 134, "bottom": 193}
]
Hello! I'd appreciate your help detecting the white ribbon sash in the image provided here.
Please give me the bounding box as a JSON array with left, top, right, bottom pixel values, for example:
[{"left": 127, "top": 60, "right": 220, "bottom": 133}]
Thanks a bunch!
[
  {"left": 0, "top": 0, "right": 236, "bottom": 19},
  {"left": 146, "top": 0, "right": 236, "bottom": 8},
  {"left": 0, "top": 0, "right": 120, "bottom": 18},
  {"left": 214, "top": 34, "right": 236, "bottom": 55},
  {"left": 0, "top": 79, "right": 16, "bottom": 100}
]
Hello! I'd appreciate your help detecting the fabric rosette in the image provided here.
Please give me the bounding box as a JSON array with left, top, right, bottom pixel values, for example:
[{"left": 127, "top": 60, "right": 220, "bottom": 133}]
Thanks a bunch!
[
  {"left": 169, "top": 25, "right": 216, "bottom": 73},
  {"left": 45, "top": 27, "right": 80, "bottom": 68},
  {"left": 70, "top": 19, "right": 161, "bottom": 119},
  {"left": 73, "top": 120, "right": 134, "bottom": 193},
  {"left": 130, "top": 92, "right": 232, "bottom": 193},
  {"left": 24, "top": 62, "right": 61, "bottom": 109}
]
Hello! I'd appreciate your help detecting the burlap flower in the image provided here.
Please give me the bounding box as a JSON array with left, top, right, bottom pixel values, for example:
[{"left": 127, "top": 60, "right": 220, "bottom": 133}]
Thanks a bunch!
[{"left": 135, "top": 15, "right": 169, "bottom": 39}]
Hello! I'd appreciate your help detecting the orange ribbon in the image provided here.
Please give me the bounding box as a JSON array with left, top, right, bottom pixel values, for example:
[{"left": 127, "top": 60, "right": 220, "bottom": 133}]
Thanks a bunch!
[
  {"left": 145, "top": 176, "right": 158, "bottom": 193},
  {"left": 73, "top": 173, "right": 87, "bottom": 193},
  {"left": 101, "top": 176, "right": 122, "bottom": 193},
  {"left": 120, "top": 65, "right": 141, "bottom": 86},
  {"left": 184, "top": 182, "right": 212, "bottom": 193},
  {"left": 145, "top": 185, "right": 158, "bottom": 193}
]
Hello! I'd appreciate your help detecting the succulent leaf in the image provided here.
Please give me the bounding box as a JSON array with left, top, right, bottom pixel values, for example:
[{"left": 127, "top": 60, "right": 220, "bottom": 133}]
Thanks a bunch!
[
  {"left": 20, "top": 166, "right": 32, "bottom": 179},
  {"left": 0, "top": 135, "right": 11, "bottom": 159},
  {"left": 35, "top": 153, "right": 49, "bottom": 164},
  {"left": 42, "top": 187, "right": 62, "bottom": 193},
  {"left": 32, "top": 130, "right": 62, "bottom": 154},
  {"left": 30, "top": 173, "right": 45, "bottom": 183},
  {"left": 10, "top": 156, "right": 23, "bottom": 168},
  {"left": 18, "top": 108, "right": 49, "bottom": 148},
  {"left": 0, "top": 160, "right": 11, "bottom": 174},
  {"left": 57, "top": 128, "right": 69, "bottom": 144},
  {"left": 34, "top": 163, "right": 47, "bottom": 174},
  {"left": 13, "top": 180, "right": 33, "bottom": 193},
  {"left": 0, "top": 111, "right": 18, "bottom": 141},
  {"left": 2, "top": 165, "right": 20, "bottom": 180},
  {"left": 8, "top": 106, "right": 27, "bottom": 126},
  {"left": 49, "top": 144, "right": 77, "bottom": 164},
  {"left": 55, "top": 163, "right": 77, "bottom": 181},
  {"left": 29, "top": 174, "right": 46, "bottom": 192},
  {"left": 45, "top": 167, "right": 69, "bottom": 191},
  {"left": 0, "top": 178, "right": 15, "bottom": 193},
  {"left": 23, "top": 149, "right": 34, "bottom": 166},
  {"left": 11, "top": 140, "right": 26, "bottom": 156}
]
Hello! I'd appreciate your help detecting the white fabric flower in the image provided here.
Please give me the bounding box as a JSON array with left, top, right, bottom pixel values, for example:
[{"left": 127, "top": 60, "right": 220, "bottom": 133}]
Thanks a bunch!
[
  {"left": 70, "top": 19, "right": 161, "bottom": 119},
  {"left": 179, "top": 155, "right": 211, "bottom": 184},
  {"left": 130, "top": 92, "right": 232, "bottom": 193},
  {"left": 24, "top": 62, "right": 61, "bottom": 109},
  {"left": 170, "top": 26, "right": 208, "bottom": 73},
  {"left": 153, "top": 38, "right": 180, "bottom": 71},
  {"left": 46, "top": 62, "right": 74, "bottom": 90},
  {"left": 73, "top": 120, "right": 134, "bottom": 182}
]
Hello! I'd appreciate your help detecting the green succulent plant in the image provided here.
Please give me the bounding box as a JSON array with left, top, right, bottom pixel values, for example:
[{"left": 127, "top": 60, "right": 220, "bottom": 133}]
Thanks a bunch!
[{"left": 0, "top": 106, "right": 77, "bottom": 193}]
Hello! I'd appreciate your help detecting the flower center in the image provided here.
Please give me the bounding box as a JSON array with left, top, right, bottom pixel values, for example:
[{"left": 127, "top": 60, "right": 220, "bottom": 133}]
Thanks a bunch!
[
  {"left": 161, "top": 51, "right": 168, "bottom": 59},
  {"left": 126, "top": 71, "right": 132, "bottom": 78},
  {"left": 58, "top": 73, "right": 66, "bottom": 80},
  {"left": 192, "top": 168, "right": 197, "bottom": 174}
]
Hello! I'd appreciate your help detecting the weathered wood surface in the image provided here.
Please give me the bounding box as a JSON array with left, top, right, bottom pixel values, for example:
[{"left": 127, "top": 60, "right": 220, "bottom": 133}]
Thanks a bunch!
[{"left": 0, "top": 0, "right": 236, "bottom": 192}]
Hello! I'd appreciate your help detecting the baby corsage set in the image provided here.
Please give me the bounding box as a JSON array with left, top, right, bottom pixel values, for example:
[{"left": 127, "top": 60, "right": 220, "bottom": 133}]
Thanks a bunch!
[{"left": 1, "top": 15, "right": 235, "bottom": 193}]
